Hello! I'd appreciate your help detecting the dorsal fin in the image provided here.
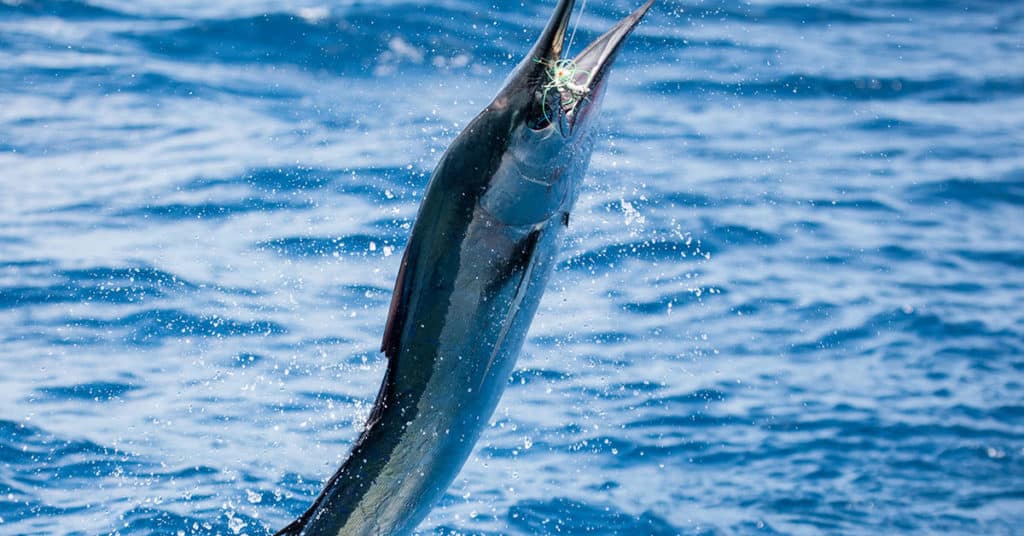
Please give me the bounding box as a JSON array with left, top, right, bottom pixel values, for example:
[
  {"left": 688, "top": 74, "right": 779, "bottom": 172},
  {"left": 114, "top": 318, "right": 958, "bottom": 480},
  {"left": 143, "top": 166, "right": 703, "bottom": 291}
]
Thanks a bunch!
[
  {"left": 479, "top": 227, "right": 543, "bottom": 387},
  {"left": 380, "top": 242, "right": 416, "bottom": 359}
]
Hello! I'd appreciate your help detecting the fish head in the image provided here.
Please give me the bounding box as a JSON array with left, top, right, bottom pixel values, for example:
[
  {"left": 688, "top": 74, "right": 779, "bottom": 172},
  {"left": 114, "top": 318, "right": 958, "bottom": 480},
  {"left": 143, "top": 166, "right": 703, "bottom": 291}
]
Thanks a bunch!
[{"left": 480, "top": 0, "right": 654, "bottom": 225}]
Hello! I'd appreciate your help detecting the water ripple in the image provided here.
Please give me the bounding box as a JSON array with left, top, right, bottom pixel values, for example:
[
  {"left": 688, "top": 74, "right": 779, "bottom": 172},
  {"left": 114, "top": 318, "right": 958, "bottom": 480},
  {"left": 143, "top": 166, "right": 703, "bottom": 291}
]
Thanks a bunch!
[{"left": 2, "top": 0, "right": 1023, "bottom": 534}]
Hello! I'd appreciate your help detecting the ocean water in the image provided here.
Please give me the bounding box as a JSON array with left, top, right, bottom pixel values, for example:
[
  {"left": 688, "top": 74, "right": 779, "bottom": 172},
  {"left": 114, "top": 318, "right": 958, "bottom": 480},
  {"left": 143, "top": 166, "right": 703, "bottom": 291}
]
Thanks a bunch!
[{"left": 1, "top": 0, "right": 1023, "bottom": 534}]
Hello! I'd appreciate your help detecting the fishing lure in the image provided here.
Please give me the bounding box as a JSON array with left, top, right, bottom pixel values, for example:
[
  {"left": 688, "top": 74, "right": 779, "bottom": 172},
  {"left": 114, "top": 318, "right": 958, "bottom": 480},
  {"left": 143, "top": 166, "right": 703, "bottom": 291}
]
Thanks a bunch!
[{"left": 534, "top": 57, "right": 592, "bottom": 123}]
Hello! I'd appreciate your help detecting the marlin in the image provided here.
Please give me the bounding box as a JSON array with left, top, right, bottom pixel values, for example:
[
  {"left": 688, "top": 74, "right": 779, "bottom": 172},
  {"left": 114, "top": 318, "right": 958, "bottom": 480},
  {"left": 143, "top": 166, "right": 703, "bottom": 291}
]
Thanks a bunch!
[{"left": 276, "top": 1, "right": 654, "bottom": 534}]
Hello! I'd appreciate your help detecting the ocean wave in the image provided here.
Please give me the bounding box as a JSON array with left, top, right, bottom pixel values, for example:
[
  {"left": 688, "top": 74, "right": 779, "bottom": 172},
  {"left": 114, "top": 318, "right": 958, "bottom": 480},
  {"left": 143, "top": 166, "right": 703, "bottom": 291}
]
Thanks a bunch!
[
  {"left": 905, "top": 177, "right": 1024, "bottom": 208},
  {"left": 619, "top": 287, "right": 723, "bottom": 315},
  {"left": 508, "top": 497, "right": 681, "bottom": 536},
  {"left": 257, "top": 234, "right": 405, "bottom": 258},
  {"left": 122, "top": 7, "right": 516, "bottom": 75},
  {"left": 0, "top": 0, "right": 132, "bottom": 20},
  {"left": 117, "top": 505, "right": 266, "bottom": 536},
  {"left": 852, "top": 116, "right": 959, "bottom": 137},
  {"left": 60, "top": 308, "right": 286, "bottom": 346},
  {"left": 185, "top": 166, "right": 339, "bottom": 193},
  {"left": 792, "top": 307, "right": 1013, "bottom": 355},
  {"left": 560, "top": 238, "right": 710, "bottom": 274},
  {"left": 684, "top": 2, "right": 880, "bottom": 25},
  {"left": 0, "top": 418, "right": 108, "bottom": 467},
  {"left": 117, "top": 198, "right": 314, "bottom": 221},
  {"left": 0, "top": 265, "right": 196, "bottom": 308},
  {"left": 649, "top": 74, "right": 1024, "bottom": 102},
  {"left": 35, "top": 380, "right": 138, "bottom": 401},
  {"left": 954, "top": 248, "right": 1024, "bottom": 268},
  {"left": 2, "top": 64, "right": 305, "bottom": 102}
]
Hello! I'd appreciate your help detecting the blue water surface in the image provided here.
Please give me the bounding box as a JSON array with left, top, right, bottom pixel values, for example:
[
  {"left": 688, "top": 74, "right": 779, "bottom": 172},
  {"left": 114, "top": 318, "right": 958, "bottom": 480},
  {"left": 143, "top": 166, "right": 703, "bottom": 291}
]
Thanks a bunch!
[{"left": 1, "top": 0, "right": 1023, "bottom": 534}]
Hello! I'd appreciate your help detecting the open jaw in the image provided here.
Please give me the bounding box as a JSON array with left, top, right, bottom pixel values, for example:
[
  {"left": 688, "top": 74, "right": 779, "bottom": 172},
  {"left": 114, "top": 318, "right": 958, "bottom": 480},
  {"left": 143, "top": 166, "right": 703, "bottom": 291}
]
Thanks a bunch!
[{"left": 529, "top": 0, "right": 656, "bottom": 131}]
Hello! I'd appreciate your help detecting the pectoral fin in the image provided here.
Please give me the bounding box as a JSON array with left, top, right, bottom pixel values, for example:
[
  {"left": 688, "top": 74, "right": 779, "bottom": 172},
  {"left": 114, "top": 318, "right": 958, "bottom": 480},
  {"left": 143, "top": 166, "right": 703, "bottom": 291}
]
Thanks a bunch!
[{"left": 479, "top": 227, "right": 543, "bottom": 385}]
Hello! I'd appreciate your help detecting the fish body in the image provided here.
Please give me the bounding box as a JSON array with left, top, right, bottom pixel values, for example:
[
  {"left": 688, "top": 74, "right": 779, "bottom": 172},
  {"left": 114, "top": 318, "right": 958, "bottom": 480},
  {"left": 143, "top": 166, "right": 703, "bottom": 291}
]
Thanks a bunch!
[{"left": 277, "top": 1, "right": 654, "bottom": 534}]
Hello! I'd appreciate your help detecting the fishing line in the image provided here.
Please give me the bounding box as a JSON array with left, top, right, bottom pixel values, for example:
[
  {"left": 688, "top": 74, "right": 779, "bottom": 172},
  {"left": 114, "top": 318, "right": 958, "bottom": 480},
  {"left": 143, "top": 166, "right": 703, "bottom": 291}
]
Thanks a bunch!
[{"left": 565, "top": 0, "right": 589, "bottom": 57}]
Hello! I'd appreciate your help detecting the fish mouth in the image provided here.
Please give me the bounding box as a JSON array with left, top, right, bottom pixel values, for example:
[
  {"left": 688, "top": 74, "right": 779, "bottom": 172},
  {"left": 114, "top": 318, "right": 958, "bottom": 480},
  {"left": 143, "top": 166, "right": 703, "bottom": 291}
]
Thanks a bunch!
[{"left": 527, "top": 0, "right": 655, "bottom": 133}]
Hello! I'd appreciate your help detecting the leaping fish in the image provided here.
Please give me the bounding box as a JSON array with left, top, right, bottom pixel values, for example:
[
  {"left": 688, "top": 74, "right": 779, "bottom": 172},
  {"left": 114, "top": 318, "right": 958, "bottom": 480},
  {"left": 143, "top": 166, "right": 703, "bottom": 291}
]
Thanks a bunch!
[{"left": 276, "top": 1, "right": 655, "bottom": 534}]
